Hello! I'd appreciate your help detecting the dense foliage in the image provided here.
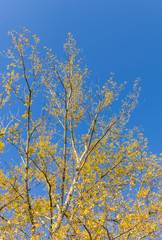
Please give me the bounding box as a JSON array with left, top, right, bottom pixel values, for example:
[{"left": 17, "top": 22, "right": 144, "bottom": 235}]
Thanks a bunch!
[{"left": 0, "top": 29, "right": 161, "bottom": 239}]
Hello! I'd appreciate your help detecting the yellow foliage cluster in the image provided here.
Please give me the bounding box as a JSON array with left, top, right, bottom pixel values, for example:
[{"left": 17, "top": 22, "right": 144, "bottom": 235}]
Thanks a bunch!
[{"left": 0, "top": 28, "right": 161, "bottom": 239}]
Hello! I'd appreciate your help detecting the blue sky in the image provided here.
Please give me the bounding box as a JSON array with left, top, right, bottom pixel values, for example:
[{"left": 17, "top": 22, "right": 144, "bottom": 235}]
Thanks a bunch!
[{"left": 0, "top": 0, "right": 162, "bottom": 154}]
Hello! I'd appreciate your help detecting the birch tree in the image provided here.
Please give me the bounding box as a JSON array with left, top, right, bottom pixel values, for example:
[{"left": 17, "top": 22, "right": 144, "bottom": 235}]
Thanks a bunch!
[{"left": 0, "top": 29, "right": 161, "bottom": 239}]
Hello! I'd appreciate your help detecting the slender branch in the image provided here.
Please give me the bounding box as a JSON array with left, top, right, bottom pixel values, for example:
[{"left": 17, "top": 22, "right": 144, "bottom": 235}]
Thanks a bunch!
[
  {"left": 32, "top": 160, "right": 54, "bottom": 237},
  {"left": 60, "top": 91, "right": 68, "bottom": 207},
  {"left": 20, "top": 53, "right": 35, "bottom": 234},
  {"left": 77, "top": 217, "right": 93, "bottom": 240},
  {"left": 70, "top": 116, "right": 79, "bottom": 163}
]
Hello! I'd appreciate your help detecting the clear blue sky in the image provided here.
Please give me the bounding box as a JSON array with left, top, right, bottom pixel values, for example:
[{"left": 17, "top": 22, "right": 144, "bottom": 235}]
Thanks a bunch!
[{"left": 0, "top": 0, "right": 162, "bottom": 154}]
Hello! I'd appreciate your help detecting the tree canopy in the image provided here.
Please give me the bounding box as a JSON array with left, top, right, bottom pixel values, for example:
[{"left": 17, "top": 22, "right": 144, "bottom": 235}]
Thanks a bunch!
[{"left": 0, "top": 28, "right": 161, "bottom": 239}]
